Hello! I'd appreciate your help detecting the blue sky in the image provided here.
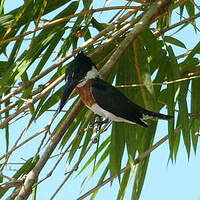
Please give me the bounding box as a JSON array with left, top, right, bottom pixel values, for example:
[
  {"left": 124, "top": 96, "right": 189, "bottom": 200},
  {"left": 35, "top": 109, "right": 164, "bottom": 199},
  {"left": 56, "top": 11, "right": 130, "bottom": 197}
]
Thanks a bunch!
[{"left": 1, "top": 0, "right": 200, "bottom": 200}]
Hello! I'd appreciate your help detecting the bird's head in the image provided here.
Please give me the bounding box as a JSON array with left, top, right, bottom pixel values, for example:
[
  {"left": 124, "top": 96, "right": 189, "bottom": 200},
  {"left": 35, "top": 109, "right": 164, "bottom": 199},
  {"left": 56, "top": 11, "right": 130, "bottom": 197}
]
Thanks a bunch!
[{"left": 58, "top": 51, "right": 99, "bottom": 112}]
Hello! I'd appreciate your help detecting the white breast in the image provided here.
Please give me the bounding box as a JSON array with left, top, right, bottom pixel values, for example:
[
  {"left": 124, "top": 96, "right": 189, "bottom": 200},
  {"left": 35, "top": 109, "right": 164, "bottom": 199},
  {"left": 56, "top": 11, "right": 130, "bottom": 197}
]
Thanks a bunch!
[
  {"left": 77, "top": 66, "right": 99, "bottom": 88},
  {"left": 85, "top": 66, "right": 99, "bottom": 80},
  {"left": 89, "top": 104, "right": 136, "bottom": 124}
]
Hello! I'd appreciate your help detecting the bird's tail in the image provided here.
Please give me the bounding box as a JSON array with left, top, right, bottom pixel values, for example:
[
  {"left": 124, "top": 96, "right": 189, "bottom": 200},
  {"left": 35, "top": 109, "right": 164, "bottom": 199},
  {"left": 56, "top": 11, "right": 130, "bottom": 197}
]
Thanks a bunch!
[{"left": 141, "top": 110, "right": 173, "bottom": 121}]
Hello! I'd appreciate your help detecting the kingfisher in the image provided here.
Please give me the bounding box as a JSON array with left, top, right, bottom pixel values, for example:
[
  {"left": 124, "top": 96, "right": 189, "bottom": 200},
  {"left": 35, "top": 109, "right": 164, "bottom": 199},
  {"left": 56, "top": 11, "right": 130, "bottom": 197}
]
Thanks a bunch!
[{"left": 58, "top": 52, "right": 173, "bottom": 127}]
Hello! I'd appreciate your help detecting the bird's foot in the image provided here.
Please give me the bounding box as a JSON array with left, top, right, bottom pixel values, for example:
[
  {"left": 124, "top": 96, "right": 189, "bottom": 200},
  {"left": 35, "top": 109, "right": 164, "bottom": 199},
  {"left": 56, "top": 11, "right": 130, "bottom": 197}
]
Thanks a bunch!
[{"left": 90, "top": 116, "right": 109, "bottom": 129}]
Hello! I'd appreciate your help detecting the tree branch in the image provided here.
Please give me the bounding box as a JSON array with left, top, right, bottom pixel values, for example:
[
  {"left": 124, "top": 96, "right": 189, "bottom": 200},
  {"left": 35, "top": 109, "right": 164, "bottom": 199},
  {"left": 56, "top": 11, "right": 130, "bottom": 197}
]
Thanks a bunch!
[
  {"left": 115, "top": 74, "right": 200, "bottom": 88},
  {"left": 0, "top": 178, "right": 24, "bottom": 191}
]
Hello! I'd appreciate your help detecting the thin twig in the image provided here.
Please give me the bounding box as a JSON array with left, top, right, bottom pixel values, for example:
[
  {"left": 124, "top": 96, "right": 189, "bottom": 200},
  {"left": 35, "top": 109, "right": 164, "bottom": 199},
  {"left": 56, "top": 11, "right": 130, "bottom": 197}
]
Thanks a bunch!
[
  {"left": 176, "top": 50, "right": 192, "bottom": 59},
  {"left": 0, "top": 177, "right": 25, "bottom": 190},
  {"left": 0, "top": 83, "right": 50, "bottom": 115},
  {"left": 115, "top": 74, "right": 200, "bottom": 88},
  {"left": 155, "top": 12, "right": 200, "bottom": 36},
  {"left": 0, "top": 76, "right": 64, "bottom": 129},
  {"left": 8, "top": 112, "right": 30, "bottom": 125},
  {"left": 176, "top": 11, "right": 200, "bottom": 33},
  {"left": 0, "top": 172, "right": 13, "bottom": 181},
  {"left": 0, "top": 128, "right": 47, "bottom": 160},
  {"left": 37, "top": 129, "right": 85, "bottom": 185}
]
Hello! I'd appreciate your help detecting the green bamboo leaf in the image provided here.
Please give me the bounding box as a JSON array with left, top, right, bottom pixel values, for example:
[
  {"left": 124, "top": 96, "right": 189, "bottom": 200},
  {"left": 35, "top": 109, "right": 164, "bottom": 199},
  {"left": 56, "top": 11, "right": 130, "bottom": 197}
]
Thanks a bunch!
[
  {"left": 0, "top": 0, "right": 5, "bottom": 15},
  {"left": 36, "top": 87, "right": 63, "bottom": 119},
  {"left": 82, "top": 0, "right": 93, "bottom": 29},
  {"left": 82, "top": 0, "right": 93, "bottom": 10},
  {"left": 8, "top": 23, "right": 29, "bottom": 65},
  {"left": 91, "top": 17, "right": 109, "bottom": 32},
  {"left": 140, "top": 30, "right": 168, "bottom": 95},
  {"left": 165, "top": 45, "right": 180, "bottom": 159},
  {"left": 0, "top": 14, "right": 14, "bottom": 34},
  {"left": 13, "top": 155, "right": 39, "bottom": 179},
  {"left": 125, "top": 124, "right": 137, "bottom": 160},
  {"left": 179, "top": 5, "right": 184, "bottom": 19},
  {"left": 30, "top": 64, "right": 68, "bottom": 121},
  {"left": 57, "top": 36, "right": 72, "bottom": 58},
  {"left": 136, "top": 35, "right": 155, "bottom": 98},
  {"left": 178, "top": 81, "right": 190, "bottom": 157},
  {"left": 84, "top": 27, "right": 94, "bottom": 52},
  {"left": 131, "top": 159, "right": 149, "bottom": 200},
  {"left": 92, "top": 144, "right": 110, "bottom": 173},
  {"left": 35, "top": 0, "right": 48, "bottom": 23},
  {"left": 4, "top": 110, "right": 9, "bottom": 152},
  {"left": 0, "top": 61, "right": 8, "bottom": 77},
  {"left": 79, "top": 145, "right": 111, "bottom": 193},
  {"left": 90, "top": 165, "right": 109, "bottom": 200},
  {"left": 131, "top": 122, "right": 156, "bottom": 200},
  {"left": 68, "top": 108, "right": 91, "bottom": 163},
  {"left": 0, "top": 173, "right": 2, "bottom": 183},
  {"left": 68, "top": 130, "right": 85, "bottom": 164},
  {"left": 0, "top": 0, "right": 74, "bottom": 55},
  {"left": 59, "top": 99, "right": 83, "bottom": 147},
  {"left": 19, "top": 31, "right": 65, "bottom": 110},
  {"left": 173, "top": 117, "right": 181, "bottom": 159},
  {"left": 116, "top": 161, "right": 131, "bottom": 200},
  {"left": 76, "top": 112, "right": 94, "bottom": 157},
  {"left": 110, "top": 122, "right": 125, "bottom": 177},
  {"left": 164, "top": 36, "right": 186, "bottom": 49},
  {"left": 191, "top": 79, "right": 200, "bottom": 151},
  {"left": 185, "top": 1, "right": 195, "bottom": 18},
  {"left": 110, "top": 47, "right": 136, "bottom": 177},
  {"left": 30, "top": 27, "right": 65, "bottom": 79}
]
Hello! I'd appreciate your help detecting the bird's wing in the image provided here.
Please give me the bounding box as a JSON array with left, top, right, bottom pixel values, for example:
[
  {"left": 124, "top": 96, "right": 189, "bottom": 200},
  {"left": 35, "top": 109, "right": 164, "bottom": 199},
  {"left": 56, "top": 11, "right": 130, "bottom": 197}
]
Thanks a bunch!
[{"left": 91, "top": 78, "right": 148, "bottom": 127}]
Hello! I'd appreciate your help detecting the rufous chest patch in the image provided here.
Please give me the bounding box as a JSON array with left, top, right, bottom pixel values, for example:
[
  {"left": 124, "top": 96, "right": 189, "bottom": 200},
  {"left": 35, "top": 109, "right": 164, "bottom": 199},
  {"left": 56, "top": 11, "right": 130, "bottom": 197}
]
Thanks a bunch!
[{"left": 75, "top": 80, "right": 96, "bottom": 107}]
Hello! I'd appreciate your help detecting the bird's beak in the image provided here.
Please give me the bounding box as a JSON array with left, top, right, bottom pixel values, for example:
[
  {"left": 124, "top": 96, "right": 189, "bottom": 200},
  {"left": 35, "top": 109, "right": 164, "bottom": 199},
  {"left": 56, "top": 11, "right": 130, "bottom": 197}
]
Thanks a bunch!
[{"left": 58, "top": 79, "right": 77, "bottom": 112}]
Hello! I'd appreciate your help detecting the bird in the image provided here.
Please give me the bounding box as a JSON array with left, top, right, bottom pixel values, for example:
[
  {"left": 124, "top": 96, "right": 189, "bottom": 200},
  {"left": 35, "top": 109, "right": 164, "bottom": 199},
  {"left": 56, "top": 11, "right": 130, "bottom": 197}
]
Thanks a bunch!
[{"left": 58, "top": 51, "right": 173, "bottom": 127}]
